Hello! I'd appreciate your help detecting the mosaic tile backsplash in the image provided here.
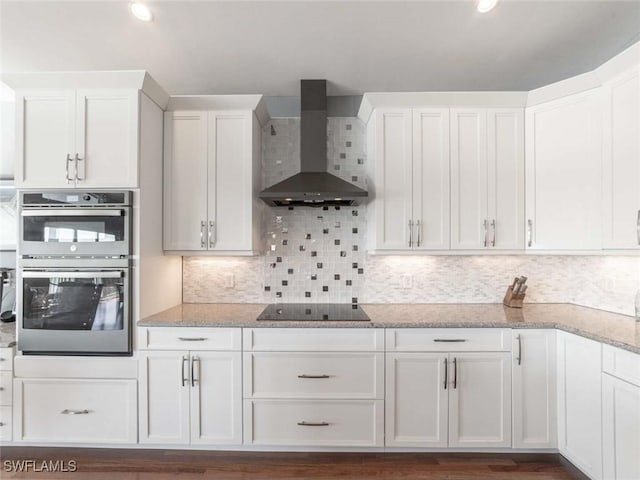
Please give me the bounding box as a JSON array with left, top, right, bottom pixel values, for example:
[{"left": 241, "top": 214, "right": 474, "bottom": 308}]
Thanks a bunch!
[{"left": 183, "top": 117, "right": 640, "bottom": 316}]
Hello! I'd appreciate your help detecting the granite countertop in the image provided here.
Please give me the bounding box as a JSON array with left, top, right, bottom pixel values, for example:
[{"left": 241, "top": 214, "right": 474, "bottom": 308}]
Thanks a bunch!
[
  {"left": 0, "top": 320, "right": 16, "bottom": 348},
  {"left": 139, "top": 303, "right": 640, "bottom": 354}
]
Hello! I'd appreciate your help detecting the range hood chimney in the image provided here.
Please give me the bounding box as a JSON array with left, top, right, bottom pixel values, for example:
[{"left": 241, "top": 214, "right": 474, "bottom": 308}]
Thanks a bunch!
[{"left": 259, "top": 80, "right": 368, "bottom": 207}]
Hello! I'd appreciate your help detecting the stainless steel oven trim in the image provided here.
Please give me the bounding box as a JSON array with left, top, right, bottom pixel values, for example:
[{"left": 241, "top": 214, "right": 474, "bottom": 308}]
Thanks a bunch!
[
  {"left": 21, "top": 209, "right": 125, "bottom": 217},
  {"left": 17, "top": 266, "right": 131, "bottom": 355}
]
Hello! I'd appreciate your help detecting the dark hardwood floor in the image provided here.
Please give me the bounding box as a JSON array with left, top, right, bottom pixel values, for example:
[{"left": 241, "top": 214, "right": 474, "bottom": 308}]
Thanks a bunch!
[{"left": 0, "top": 447, "right": 590, "bottom": 480}]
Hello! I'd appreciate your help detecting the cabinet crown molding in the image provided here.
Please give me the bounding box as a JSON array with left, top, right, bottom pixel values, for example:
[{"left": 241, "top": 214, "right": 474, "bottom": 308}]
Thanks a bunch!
[
  {"left": 2, "top": 70, "right": 169, "bottom": 109},
  {"left": 357, "top": 92, "right": 528, "bottom": 123}
]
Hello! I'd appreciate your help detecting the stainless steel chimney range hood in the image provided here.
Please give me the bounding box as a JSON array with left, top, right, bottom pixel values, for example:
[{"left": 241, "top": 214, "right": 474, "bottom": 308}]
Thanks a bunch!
[{"left": 259, "top": 80, "right": 368, "bottom": 207}]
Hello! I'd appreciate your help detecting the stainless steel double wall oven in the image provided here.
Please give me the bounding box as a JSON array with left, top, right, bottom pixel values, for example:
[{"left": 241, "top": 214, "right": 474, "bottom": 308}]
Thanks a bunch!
[{"left": 18, "top": 191, "right": 133, "bottom": 355}]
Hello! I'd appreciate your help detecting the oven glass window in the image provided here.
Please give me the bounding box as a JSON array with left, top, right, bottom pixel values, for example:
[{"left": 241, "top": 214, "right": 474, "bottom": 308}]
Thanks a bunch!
[
  {"left": 23, "top": 274, "right": 125, "bottom": 330},
  {"left": 23, "top": 216, "right": 125, "bottom": 243}
]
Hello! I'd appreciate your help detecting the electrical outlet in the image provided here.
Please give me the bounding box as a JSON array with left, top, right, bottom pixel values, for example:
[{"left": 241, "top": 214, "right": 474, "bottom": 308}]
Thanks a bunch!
[
  {"left": 224, "top": 273, "right": 235, "bottom": 289},
  {"left": 401, "top": 274, "right": 413, "bottom": 289}
]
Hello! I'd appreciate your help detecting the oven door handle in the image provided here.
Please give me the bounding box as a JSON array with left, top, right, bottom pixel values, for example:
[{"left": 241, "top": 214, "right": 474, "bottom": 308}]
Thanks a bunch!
[
  {"left": 21, "top": 209, "right": 125, "bottom": 217},
  {"left": 21, "top": 270, "right": 125, "bottom": 279}
]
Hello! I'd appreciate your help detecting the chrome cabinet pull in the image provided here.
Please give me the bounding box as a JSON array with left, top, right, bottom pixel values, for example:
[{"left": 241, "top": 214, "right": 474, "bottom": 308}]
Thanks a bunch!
[
  {"left": 178, "top": 337, "right": 207, "bottom": 342},
  {"left": 209, "top": 221, "right": 215, "bottom": 248},
  {"left": 637, "top": 210, "right": 640, "bottom": 246},
  {"left": 0, "top": 422, "right": 4, "bottom": 427},
  {"left": 408, "top": 220, "right": 413, "bottom": 247},
  {"left": 61, "top": 409, "right": 89, "bottom": 415},
  {"left": 491, "top": 219, "right": 496, "bottom": 247},
  {"left": 416, "top": 220, "right": 421, "bottom": 247},
  {"left": 191, "top": 356, "right": 200, "bottom": 387},
  {"left": 516, "top": 334, "right": 522, "bottom": 366},
  {"left": 527, "top": 219, "right": 533, "bottom": 247},
  {"left": 453, "top": 357, "right": 458, "bottom": 389},
  {"left": 181, "top": 356, "right": 189, "bottom": 387},
  {"left": 297, "top": 374, "right": 331, "bottom": 379},
  {"left": 200, "top": 221, "right": 206, "bottom": 248},
  {"left": 483, "top": 219, "right": 488, "bottom": 247},
  {"left": 75, "top": 153, "right": 84, "bottom": 183},
  {"left": 65, "top": 154, "right": 73, "bottom": 183},
  {"left": 434, "top": 339, "right": 466, "bottom": 343},
  {"left": 297, "top": 421, "right": 330, "bottom": 427},
  {"left": 444, "top": 357, "right": 448, "bottom": 390}
]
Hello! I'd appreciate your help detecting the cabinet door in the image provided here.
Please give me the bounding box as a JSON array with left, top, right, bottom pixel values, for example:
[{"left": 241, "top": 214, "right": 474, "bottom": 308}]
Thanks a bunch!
[
  {"left": 449, "top": 352, "right": 511, "bottom": 448},
  {"left": 15, "top": 90, "right": 75, "bottom": 187},
  {"left": 602, "top": 70, "right": 640, "bottom": 250},
  {"left": 602, "top": 373, "right": 640, "bottom": 480},
  {"left": 371, "top": 109, "right": 414, "bottom": 250},
  {"left": 412, "top": 109, "right": 450, "bottom": 250},
  {"left": 385, "top": 353, "right": 448, "bottom": 447},
  {"left": 208, "top": 111, "right": 254, "bottom": 251},
  {"left": 75, "top": 89, "right": 138, "bottom": 187},
  {"left": 525, "top": 90, "right": 602, "bottom": 250},
  {"left": 163, "top": 111, "right": 209, "bottom": 251},
  {"left": 557, "top": 332, "right": 602, "bottom": 480},
  {"left": 138, "top": 351, "right": 190, "bottom": 444},
  {"left": 14, "top": 378, "right": 136, "bottom": 443},
  {"left": 190, "top": 351, "right": 242, "bottom": 445},
  {"left": 450, "top": 109, "right": 489, "bottom": 250},
  {"left": 487, "top": 109, "right": 525, "bottom": 250},
  {"left": 512, "top": 330, "right": 556, "bottom": 448}
]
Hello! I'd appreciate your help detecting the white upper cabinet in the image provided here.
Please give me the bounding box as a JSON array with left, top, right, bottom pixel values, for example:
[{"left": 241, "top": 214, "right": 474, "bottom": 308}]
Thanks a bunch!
[
  {"left": 367, "top": 108, "right": 450, "bottom": 251},
  {"left": 525, "top": 89, "right": 603, "bottom": 250},
  {"left": 412, "top": 109, "right": 451, "bottom": 250},
  {"left": 163, "top": 111, "right": 209, "bottom": 251},
  {"left": 450, "top": 109, "right": 489, "bottom": 249},
  {"left": 163, "top": 108, "right": 262, "bottom": 254},
  {"left": 368, "top": 109, "right": 414, "bottom": 250},
  {"left": 487, "top": 109, "right": 525, "bottom": 250},
  {"left": 451, "top": 108, "right": 524, "bottom": 250},
  {"left": 16, "top": 89, "right": 139, "bottom": 188},
  {"left": 602, "top": 69, "right": 640, "bottom": 250}
]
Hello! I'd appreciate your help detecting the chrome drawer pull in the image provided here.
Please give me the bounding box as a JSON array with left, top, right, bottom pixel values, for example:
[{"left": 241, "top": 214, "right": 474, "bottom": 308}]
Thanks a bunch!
[
  {"left": 61, "top": 409, "right": 90, "bottom": 415},
  {"left": 433, "top": 339, "right": 467, "bottom": 343},
  {"left": 178, "top": 337, "right": 207, "bottom": 341},
  {"left": 297, "top": 421, "right": 330, "bottom": 427},
  {"left": 0, "top": 422, "right": 4, "bottom": 427},
  {"left": 297, "top": 374, "right": 331, "bottom": 379},
  {"left": 517, "top": 334, "right": 522, "bottom": 366},
  {"left": 444, "top": 357, "right": 448, "bottom": 390}
]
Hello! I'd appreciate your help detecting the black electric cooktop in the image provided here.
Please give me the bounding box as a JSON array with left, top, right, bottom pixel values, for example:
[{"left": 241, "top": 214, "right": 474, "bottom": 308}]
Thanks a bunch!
[{"left": 257, "top": 303, "right": 370, "bottom": 322}]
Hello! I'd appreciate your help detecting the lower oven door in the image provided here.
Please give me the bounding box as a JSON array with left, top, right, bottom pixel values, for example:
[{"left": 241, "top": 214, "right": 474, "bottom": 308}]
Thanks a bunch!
[{"left": 18, "top": 268, "right": 131, "bottom": 355}]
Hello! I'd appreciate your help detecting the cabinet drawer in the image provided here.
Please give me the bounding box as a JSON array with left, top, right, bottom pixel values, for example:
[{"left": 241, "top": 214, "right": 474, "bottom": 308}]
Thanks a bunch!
[
  {"left": 243, "top": 328, "right": 384, "bottom": 352},
  {"left": 0, "top": 372, "right": 12, "bottom": 406},
  {"left": 0, "top": 406, "right": 11, "bottom": 441},
  {"left": 386, "top": 328, "right": 511, "bottom": 352},
  {"left": 244, "top": 399, "right": 383, "bottom": 446},
  {"left": 14, "top": 378, "right": 137, "bottom": 443},
  {"left": 603, "top": 345, "right": 640, "bottom": 387},
  {"left": 142, "top": 328, "right": 241, "bottom": 351},
  {"left": 0, "top": 348, "right": 13, "bottom": 371},
  {"left": 244, "top": 352, "right": 383, "bottom": 399}
]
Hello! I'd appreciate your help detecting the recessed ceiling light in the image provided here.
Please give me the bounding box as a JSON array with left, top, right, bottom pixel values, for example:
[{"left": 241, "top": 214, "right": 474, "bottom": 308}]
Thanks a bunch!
[
  {"left": 130, "top": 2, "right": 153, "bottom": 22},
  {"left": 477, "top": 0, "right": 499, "bottom": 13}
]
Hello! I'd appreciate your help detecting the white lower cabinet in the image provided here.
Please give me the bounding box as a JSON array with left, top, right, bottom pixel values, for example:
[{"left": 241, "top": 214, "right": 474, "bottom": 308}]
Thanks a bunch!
[
  {"left": 512, "top": 330, "right": 557, "bottom": 449},
  {"left": 139, "top": 350, "right": 242, "bottom": 445},
  {"left": 385, "top": 329, "right": 512, "bottom": 448},
  {"left": 242, "top": 329, "right": 384, "bottom": 447},
  {"left": 13, "top": 378, "right": 137, "bottom": 444},
  {"left": 602, "top": 345, "right": 640, "bottom": 480},
  {"left": 557, "top": 331, "right": 603, "bottom": 480},
  {"left": 244, "top": 399, "right": 384, "bottom": 447}
]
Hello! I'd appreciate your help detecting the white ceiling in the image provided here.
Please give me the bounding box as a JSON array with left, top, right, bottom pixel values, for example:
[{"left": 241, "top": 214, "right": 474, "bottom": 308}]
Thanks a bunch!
[{"left": 1, "top": 1, "right": 640, "bottom": 96}]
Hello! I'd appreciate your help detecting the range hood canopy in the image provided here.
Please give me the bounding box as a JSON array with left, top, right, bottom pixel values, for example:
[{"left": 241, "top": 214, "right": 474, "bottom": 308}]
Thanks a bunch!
[{"left": 259, "top": 80, "right": 368, "bottom": 207}]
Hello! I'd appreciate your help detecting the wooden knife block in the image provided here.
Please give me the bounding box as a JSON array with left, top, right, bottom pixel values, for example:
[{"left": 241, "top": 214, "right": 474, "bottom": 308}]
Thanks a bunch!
[{"left": 503, "top": 286, "right": 526, "bottom": 308}]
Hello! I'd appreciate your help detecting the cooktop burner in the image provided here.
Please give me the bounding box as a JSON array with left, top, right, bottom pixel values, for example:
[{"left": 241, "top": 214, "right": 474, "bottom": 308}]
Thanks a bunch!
[{"left": 256, "top": 303, "right": 370, "bottom": 322}]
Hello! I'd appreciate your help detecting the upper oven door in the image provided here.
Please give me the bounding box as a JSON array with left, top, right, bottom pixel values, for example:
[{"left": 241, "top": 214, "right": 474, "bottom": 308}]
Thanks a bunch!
[{"left": 20, "top": 207, "right": 131, "bottom": 257}]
